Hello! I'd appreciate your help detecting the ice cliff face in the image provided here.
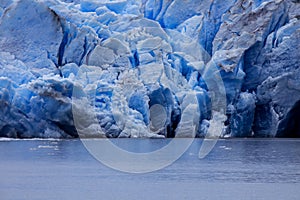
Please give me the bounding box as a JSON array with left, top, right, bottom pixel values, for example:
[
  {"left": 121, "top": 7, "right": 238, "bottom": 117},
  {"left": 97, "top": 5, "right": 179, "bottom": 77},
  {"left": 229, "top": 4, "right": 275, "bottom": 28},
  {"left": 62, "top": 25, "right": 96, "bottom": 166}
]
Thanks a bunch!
[{"left": 0, "top": 0, "right": 299, "bottom": 138}]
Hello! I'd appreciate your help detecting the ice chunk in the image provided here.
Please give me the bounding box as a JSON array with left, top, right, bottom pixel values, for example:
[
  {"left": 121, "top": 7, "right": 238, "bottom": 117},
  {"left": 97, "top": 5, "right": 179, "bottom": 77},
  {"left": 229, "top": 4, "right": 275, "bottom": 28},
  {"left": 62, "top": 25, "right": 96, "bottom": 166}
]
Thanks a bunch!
[
  {"left": 0, "top": 0, "right": 63, "bottom": 70},
  {"left": 87, "top": 45, "right": 116, "bottom": 68},
  {"left": 230, "top": 92, "right": 256, "bottom": 137},
  {"left": 139, "top": 63, "right": 164, "bottom": 85},
  {"left": 149, "top": 104, "right": 167, "bottom": 132},
  {"left": 176, "top": 91, "right": 200, "bottom": 138}
]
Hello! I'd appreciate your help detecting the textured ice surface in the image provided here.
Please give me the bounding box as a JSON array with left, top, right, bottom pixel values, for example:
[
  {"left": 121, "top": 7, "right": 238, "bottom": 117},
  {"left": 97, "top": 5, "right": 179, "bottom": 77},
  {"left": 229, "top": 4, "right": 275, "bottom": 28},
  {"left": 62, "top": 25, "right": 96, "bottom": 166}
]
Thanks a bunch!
[{"left": 0, "top": 0, "right": 299, "bottom": 138}]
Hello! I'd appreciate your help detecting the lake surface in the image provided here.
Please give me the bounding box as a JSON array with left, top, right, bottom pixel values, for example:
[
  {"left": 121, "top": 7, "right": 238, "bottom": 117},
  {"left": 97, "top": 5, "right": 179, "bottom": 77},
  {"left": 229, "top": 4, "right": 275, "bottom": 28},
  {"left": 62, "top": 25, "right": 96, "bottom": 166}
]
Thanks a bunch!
[{"left": 1, "top": 138, "right": 300, "bottom": 200}]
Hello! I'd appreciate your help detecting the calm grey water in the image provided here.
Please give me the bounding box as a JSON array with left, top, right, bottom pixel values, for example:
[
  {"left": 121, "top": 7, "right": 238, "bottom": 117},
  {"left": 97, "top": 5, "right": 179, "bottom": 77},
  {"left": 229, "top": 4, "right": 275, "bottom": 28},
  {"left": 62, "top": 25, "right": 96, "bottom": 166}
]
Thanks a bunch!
[{"left": 1, "top": 138, "right": 300, "bottom": 200}]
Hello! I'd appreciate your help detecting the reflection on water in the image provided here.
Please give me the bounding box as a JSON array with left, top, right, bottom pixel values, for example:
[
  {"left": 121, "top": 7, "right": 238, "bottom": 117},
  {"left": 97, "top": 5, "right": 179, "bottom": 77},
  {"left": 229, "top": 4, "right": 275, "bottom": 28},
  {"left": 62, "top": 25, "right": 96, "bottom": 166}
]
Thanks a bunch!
[{"left": 0, "top": 139, "right": 300, "bottom": 200}]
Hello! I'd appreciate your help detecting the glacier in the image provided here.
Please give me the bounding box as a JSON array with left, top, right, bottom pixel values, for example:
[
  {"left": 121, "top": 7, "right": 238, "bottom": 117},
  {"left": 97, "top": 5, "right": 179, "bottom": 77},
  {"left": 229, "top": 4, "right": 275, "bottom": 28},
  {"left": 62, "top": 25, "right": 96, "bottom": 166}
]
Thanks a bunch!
[{"left": 0, "top": 0, "right": 299, "bottom": 138}]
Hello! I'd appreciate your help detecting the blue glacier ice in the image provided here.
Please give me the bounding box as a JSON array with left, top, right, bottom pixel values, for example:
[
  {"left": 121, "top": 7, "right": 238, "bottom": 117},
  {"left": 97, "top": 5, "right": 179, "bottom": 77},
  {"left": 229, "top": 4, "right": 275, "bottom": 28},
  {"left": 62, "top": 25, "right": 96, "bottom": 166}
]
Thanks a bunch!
[{"left": 0, "top": 0, "right": 299, "bottom": 138}]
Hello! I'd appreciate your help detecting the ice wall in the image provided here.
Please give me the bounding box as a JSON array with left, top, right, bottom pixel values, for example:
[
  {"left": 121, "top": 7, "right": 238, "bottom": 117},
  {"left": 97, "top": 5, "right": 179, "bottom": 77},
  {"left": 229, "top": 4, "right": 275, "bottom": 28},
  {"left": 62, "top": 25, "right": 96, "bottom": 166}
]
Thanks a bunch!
[{"left": 0, "top": 0, "right": 299, "bottom": 138}]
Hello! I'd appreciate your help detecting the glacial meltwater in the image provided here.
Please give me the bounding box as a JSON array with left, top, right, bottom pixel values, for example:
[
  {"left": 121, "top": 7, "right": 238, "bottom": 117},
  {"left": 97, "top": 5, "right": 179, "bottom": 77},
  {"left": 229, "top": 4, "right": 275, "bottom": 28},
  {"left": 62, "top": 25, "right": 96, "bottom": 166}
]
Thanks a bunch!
[{"left": 1, "top": 139, "right": 300, "bottom": 200}]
